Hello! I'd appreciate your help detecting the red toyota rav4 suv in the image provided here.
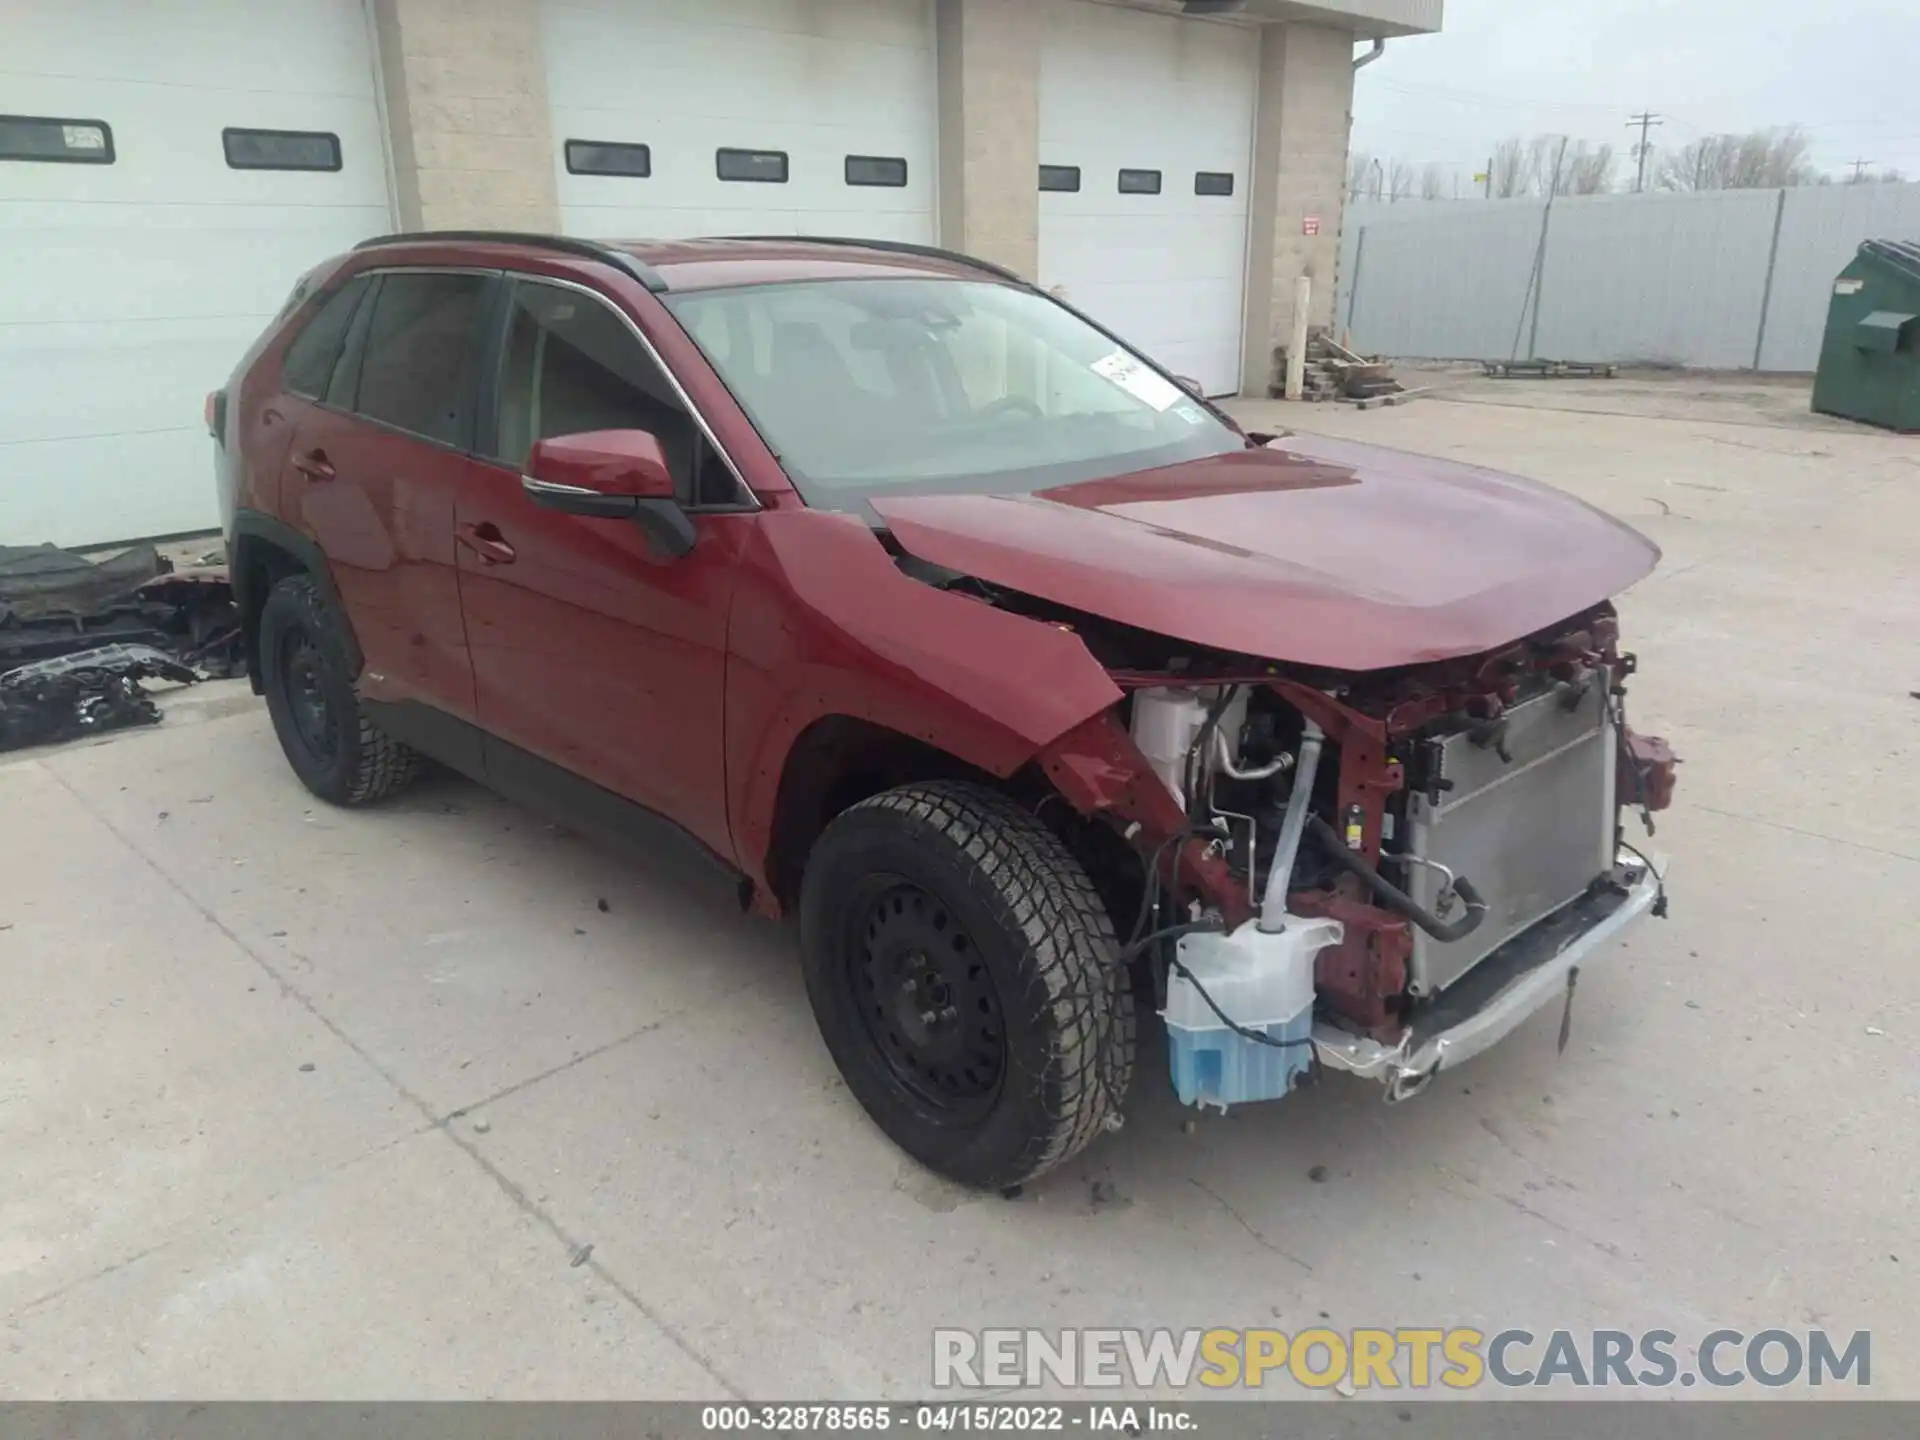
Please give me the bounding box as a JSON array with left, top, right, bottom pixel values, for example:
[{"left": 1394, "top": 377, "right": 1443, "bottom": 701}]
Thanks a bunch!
[{"left": 214, "top": 232, "right": 1675, "bottom": 1189}]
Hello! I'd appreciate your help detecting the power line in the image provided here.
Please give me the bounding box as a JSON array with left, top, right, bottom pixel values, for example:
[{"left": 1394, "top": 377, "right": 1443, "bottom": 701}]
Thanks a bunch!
[{"left": 1627, "top": 111, "right": 1664, "bottom": 192}]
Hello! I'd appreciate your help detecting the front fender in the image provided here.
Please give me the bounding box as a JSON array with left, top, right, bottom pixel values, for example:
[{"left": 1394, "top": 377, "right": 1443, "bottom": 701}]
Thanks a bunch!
[{"left": 725, "top": 509, "right": 1123, "bottom": 903}]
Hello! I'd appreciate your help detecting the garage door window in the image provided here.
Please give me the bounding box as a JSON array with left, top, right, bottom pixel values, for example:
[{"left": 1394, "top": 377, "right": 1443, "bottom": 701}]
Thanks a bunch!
[
  {"left": 0, "top": 115, "right": 113, "bottom": 164},
  {"left": 1039, "top": 165, "right": 1081, "bottom": 193},
  {"left": 566, "top": 140, "right": 651, "bottom": 178},
  {"left": 352, "top": 273, "right": 489, "bottom": 447},
  {"left": 717, "top": 148, "right": 788, "bottom": 183},
  {"left": 223, "top": 128, "right": 341, "bottom": 172},
  {"left": 1117, "top": 169, "right": 1162, "bottom": 196},
  {"left": 282, "top": 277, "right": 373, "bottom": 399},
  {"left": 845, "top": 155, "right": 908, "bottom": 188},
  {"left": 1195, "top": 172, "right": 1235, "bottom": 197}
]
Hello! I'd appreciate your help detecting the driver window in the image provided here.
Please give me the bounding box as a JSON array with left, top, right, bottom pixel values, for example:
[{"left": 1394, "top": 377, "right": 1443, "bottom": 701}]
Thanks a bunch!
[{"left": 495, "top": 280, "right": 740, "bottom": 504}]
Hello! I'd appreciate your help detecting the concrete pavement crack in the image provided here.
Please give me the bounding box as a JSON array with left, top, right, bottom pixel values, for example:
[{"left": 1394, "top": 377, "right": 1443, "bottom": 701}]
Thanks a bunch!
[
  {"left": 1187, "top": 1179, "right": 1313, "bottom": 1274},
  {"left": 13, "top": 1125, "right": 431, "bottom": 1317},
  {"left": 442, "top": 980, "right": 756, "bottom": 1125},
  {"left": 42, "top": 764, "right": 748, "bottom": 1399},
  {"left": 1692, "top": 803, "right": 1919, "bottom": 866}
]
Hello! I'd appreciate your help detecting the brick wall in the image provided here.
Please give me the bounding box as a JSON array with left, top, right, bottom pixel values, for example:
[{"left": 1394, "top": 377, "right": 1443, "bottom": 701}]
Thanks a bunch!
[
  {"left": 371, "top": 0, "right": 560, "bottom": 232},
  {"left": 1242, "top": 22, "right": 1357, "bottom": 393}
]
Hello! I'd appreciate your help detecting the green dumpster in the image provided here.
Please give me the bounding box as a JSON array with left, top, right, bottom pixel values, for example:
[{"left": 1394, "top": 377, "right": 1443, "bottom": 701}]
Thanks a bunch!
[{"left": 1811, "top": 239, "right": 1920, "bottom": 433}]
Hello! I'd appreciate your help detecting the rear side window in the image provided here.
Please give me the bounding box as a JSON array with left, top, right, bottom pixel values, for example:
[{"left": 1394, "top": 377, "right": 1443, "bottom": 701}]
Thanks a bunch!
[
  {"left": 281, "top": 277, "right": 372, "bottom": 399},
  {"left": 353, "top": 272, "right": 489, "bottom": 445}
]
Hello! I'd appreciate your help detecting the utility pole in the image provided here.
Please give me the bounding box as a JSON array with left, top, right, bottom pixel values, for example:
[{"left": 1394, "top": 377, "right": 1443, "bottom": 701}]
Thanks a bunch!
[
  {"left": 1848, "top": 158, "right": 1874, "bottom": 183},
  {"left": 1627, "top": 111, "right": 1664, "bottom": 192},
  {"left": 1485, "top": 154, "right": 1494, "bottom": 199}
]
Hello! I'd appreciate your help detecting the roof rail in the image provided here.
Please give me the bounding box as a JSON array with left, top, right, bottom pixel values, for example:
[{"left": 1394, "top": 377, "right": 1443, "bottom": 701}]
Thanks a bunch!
[
  {"left": 717, "top": 235, "right": 1032, "bottom": 288},
  {"left": 350, "top": 231, "right": 668, "bottom": 292}
]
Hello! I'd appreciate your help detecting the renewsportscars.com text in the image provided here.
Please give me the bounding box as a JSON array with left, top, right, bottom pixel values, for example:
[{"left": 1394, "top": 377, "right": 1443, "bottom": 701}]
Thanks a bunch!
[{"left": 932, "top": 1327, "right": 1871, "bottom": 1392}]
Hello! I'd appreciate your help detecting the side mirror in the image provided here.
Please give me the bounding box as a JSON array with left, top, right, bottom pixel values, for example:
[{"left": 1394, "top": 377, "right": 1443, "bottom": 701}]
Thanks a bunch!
[{"left": 522, "top": 429, "right": 695, "bottom": 559}]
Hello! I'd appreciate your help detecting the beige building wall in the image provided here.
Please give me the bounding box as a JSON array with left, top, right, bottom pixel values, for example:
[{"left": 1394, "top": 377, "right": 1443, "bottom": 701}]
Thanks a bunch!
[
  {"left": 370, "top": 0, "right": 561, "bottom": 233},
  {"left": 934, "top": 0, "right": 1042, "bottom": 280},
  {"left": 1242, "top": 21, "right": 1359, "bottom": 395}
]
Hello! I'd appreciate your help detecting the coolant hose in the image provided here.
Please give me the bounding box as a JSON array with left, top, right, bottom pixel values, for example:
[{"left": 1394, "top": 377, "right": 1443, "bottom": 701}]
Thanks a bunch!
[{"left": 1305, "top": 815, "right": 1490, "bottom": 944}]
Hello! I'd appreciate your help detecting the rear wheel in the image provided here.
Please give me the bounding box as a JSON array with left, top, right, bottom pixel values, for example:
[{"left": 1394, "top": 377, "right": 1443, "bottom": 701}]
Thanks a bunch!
[
  {"left": 259, "top": 574, "right": 418, "bottom": 806},
  {"left": 800, "top": 781, "right": 1133, "bottom": 1189}
]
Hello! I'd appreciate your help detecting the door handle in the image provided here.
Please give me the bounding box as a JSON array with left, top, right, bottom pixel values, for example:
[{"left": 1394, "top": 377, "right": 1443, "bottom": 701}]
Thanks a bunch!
[
  {"left": 456, "top": 521, "right": 517, "bottom": 565},
  {"left": 291, "top": 448, "right": 335, "bottom": 482}
]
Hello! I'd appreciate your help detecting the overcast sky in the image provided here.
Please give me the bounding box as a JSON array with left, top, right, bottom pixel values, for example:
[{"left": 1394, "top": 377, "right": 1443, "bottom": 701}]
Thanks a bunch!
[{"left": 1350, "top": 0, "right": 1920, "bottom": 192}]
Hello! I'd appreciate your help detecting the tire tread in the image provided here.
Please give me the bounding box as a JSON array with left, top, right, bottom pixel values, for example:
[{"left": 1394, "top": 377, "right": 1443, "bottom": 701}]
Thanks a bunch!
[
  {"left": 839, "top": 780, "right": 1134, "bottom": 1185},
  {"left": 263, "top": 575, "right": 419, "bottom": 806}
]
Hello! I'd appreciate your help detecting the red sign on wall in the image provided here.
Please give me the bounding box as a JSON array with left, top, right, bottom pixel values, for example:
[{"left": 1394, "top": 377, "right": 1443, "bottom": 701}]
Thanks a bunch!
[{"left": 1303, "top": 216, "right": 1322, "bottom": 236}]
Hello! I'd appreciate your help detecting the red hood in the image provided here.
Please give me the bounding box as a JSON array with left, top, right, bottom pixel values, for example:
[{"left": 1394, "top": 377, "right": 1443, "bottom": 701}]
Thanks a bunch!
[{"left": 869, "top": 434, "right": 1660, "bottom": 671}]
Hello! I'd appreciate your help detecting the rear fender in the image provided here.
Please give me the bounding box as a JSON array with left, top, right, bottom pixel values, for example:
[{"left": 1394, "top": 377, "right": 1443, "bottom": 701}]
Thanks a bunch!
[
  {"left": 231, "top": 509, "right": 360, "bottom": 690},
  {"left": 726, "top": 509, "right": 1124, "bottom": 913}
]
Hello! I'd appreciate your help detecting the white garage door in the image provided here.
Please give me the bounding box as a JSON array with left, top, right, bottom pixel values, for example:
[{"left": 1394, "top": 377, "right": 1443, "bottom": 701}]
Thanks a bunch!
[
  {"left": 0, "top": 0, "right": 393, "bottom": 547},
  {"left": 1039, "top": 0, "right": 1257, "bottom": 397},
  {"left": 544, "top": 0, "right": 936, "bottom": 245}
]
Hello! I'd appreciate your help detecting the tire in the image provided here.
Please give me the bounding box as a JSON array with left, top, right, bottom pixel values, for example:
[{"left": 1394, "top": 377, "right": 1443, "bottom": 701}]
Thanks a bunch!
[
  {"left": 258, "top": 573, "right": 419, "bottom": 806},
  {"left": 800, "top": 781, "right": 1134, "bottom": 1189}
]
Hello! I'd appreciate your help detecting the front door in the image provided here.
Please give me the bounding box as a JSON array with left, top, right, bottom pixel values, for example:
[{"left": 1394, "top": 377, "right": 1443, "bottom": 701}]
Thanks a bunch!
[{"left": 453, "top": 276, "right": 750, "bottom": 863}]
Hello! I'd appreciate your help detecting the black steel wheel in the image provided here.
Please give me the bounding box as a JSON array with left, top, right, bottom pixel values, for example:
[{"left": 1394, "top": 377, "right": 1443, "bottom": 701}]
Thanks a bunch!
[
  {"left": 259, "top": 574, "right": 419, "bottom": 806},
  {"left": 278, "top": 627, "right": 339, "bottom": 764},
  {"left": 849, "top": 879, "right": 1007, "bottom": 1122},
  {"left": 800, "top": 781, "right": 1134, "bottom": 1189}
]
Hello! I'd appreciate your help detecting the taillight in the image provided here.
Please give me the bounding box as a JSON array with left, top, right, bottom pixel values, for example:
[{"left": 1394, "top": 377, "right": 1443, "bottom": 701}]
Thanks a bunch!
[{"left": 205, "top": 389, "right": 226, "bottom": 441}]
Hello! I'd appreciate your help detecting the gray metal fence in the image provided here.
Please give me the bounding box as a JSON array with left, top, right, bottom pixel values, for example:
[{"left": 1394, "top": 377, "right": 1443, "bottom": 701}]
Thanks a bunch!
[{"left": 1335, "top": 183, "right": 1920, "bottom": 372}]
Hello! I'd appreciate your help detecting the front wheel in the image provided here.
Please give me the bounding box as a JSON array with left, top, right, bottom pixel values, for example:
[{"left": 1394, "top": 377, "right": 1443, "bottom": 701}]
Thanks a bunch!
[{"left": 799, "top": 782, "right": 1134, "bottom": 1189}]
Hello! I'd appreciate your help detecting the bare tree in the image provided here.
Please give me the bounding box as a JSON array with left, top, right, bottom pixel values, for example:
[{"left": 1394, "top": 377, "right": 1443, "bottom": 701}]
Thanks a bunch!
[
  {"left": 1656, "top": 128, "right": 1821, "bottom": 190},
  {"left": 1559, "top": 141, "right": 1618, "bottom": 195},
  {"left": 1347, "top": 150, "right": 1378, "bottom": 202},
  {"left": 1847, "top": 166, "right": 1909, "bottom": 185},
  {"left": 1525, "top": 135, "right": 1565, "bottom": 193},
  {"left": 1490, "top": 138, "right": 1531, "bottom": 198},
  {"left": 1419, "top": 162, "right": 1448, "bottom": 200},
  {"left": 1386, "top": 158, "right": 1417, "bottom": 202}
]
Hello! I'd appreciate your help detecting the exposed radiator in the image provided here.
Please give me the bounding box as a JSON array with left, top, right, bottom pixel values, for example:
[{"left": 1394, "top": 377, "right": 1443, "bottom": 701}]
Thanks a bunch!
[{"left": 1403, "top": 682, "right": 1617, "bottom": 996}]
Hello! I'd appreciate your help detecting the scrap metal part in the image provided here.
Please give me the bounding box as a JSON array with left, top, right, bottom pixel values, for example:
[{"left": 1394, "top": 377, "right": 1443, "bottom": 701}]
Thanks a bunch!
[
  {"left": 0, "top": 644, "right": 199, "bottom": 753},
  {"left": 0, "top": 544, "right": 242, "bottom": 678}
]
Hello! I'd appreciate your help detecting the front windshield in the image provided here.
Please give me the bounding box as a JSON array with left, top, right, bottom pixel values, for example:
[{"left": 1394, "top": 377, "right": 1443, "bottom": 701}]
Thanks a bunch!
[{"left": 662, "top": 277, "right": 1241, "bottom": 503}]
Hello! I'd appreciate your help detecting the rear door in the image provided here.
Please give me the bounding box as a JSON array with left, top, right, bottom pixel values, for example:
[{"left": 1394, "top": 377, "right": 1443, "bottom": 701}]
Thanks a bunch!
[
  {"left": 281, "top": 267, "right": 496, "bottom": 735},
  {"left": 453, "top": 275, "right": 754, "bottom": 862}
]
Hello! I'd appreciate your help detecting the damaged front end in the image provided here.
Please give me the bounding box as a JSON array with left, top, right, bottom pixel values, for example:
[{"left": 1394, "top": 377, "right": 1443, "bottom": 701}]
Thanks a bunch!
[{"left": 1034, "top": 603, "right": 1677, "bottom": 1110}]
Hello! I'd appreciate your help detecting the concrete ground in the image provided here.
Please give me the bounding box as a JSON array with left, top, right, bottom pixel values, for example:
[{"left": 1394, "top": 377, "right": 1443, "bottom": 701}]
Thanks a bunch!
[{"left": 2, "top": 375, "right": 1916, "bottom": 1400}]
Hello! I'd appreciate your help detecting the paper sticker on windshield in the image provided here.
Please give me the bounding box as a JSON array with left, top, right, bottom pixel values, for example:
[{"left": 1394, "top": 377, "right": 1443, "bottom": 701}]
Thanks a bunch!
[
  {"left": 1173, "top": 402, "right": 1208, "bottom": 426},
  {"left": 1091, "top": 351, "right": 1182, "bottom": 412}
]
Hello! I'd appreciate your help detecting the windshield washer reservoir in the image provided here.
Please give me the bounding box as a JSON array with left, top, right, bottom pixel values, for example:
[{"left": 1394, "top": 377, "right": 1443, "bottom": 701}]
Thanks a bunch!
[{"left": 1163, "top": 916, "right": 1344, "bottom": 1110}]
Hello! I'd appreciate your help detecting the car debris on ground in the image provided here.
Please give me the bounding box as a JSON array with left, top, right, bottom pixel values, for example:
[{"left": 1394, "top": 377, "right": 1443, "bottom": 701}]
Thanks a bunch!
[{"left": 0, "top": 540, "right": 241, "bottom": 752}]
